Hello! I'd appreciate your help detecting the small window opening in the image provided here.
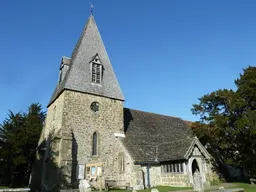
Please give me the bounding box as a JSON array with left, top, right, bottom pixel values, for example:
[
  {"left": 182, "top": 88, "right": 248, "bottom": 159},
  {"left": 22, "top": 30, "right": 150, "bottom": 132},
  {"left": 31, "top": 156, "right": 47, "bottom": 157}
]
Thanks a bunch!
[
  {"left": 92, "top": 132, "right": 97, "bottom": 156},
  {"left": 92, "top": 63, "right": 101, "bottom": 84},
  {"left": 161, "top": 162, "right": 184, "bottom": 173},
  {"left": 119, "top": 153, "right": 125, "bottom": 173},
  {"left": 90, "top": 102, "right": 99, "bottom": 112}
]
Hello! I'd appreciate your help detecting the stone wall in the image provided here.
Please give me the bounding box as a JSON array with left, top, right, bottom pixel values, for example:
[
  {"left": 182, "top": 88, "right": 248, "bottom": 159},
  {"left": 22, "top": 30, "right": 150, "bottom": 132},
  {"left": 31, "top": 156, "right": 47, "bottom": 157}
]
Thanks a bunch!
[
  {"left": 142, "top": 166, "right": 159, "bottom": 187},
  {"left": 62, "top": 90, "right": 125, "bottom": 188},
  {"left": 161, "top": 173, "right": 190, "bottom": 187},
  {"left": 117, "top": 142, "right": 136, "bottom": 183},
  {"left": 117, "top": 143, "right": 145, "bottom": 190},
  {"left": 37, "top": 90, "right": 144, "bottom": 191},
  {"left": 142, "top": 165, "right": 190, "bottom": 188},
  {"left": 42, "top": 92, "right": 65, "bottom": 141},
  {"left": 38, "top": 93, "right": 66, "bottom": 191},
  {"left": 30, "top": 152, "right": 44, "bottom": 191}
]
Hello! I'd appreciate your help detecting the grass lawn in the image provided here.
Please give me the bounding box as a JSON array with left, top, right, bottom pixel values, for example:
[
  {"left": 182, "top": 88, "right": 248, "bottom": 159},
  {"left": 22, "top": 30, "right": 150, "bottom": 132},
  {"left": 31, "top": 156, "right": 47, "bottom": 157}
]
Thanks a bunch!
[
  {"left": 0, "top": 186, "right": 9, "bottom": 189},
  {"left": 109, "top": 186, "right": 192, "bottom": 192},
  {"left": 108, "top": 183, "right": 256, "bottom": 192},
  {"left": 230, "top": 183, "right": 256, "bottom": 192},
  {"left": 138, "top": 186, "right": 192, "bottom": 192}
]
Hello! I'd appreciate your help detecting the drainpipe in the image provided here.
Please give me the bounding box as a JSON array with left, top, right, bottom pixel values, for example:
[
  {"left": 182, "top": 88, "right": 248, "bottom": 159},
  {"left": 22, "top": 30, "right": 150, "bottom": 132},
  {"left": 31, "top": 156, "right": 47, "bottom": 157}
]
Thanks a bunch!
[{"left": 147, "top": 164, "right": 151, "bottom": 188}]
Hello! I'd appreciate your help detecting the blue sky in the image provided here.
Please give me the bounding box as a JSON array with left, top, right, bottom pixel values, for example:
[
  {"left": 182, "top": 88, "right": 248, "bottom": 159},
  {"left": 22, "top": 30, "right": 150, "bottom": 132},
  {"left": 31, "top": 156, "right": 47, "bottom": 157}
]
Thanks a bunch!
[{"left": 0, "top": 0, "right": 255, "bottom": 122}]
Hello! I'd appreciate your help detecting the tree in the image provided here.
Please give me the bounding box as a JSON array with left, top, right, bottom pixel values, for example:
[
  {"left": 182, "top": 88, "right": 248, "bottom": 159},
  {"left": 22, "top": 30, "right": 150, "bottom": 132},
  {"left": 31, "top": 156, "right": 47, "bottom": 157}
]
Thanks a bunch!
[
  {"left": 233, "top": 66, "right": 256, "bottom": 176},
  {"left": 0, "top": 103, "right": 45, "bottom": 187},
  {"left": 191, "top": 66, "right": 256, "bottom": 178},
  {"left": 0, "top": 111, "right": 25, "bottom": 186}
]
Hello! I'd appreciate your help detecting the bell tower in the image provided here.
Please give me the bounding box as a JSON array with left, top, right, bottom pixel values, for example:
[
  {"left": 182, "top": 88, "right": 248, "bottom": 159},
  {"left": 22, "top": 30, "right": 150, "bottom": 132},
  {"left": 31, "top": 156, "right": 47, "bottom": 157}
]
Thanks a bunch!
[{"left": 39, "top": 14, "right": 125, "bottom": 190}]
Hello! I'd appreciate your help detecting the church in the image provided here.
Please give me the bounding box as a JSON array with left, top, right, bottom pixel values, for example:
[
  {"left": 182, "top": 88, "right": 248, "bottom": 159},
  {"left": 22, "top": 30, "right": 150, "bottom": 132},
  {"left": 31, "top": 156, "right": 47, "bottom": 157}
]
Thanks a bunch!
[{"left": 32, "top": 14, "right": 218, "bottom": 191}]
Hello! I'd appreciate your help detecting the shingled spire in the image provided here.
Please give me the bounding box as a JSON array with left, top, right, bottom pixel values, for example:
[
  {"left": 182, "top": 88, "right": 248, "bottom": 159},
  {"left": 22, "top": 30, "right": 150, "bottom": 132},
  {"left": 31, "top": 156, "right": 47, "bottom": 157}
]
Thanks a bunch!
[{"left": 48, "top": 15, "right": 124, "bottom": 106}]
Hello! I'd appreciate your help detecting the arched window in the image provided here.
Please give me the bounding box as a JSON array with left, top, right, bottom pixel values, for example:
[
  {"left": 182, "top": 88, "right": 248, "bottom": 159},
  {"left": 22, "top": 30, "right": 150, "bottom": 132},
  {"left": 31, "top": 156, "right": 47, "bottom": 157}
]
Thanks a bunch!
[{"left": 92, "top": 132, "right": 97, "bottom": 156}]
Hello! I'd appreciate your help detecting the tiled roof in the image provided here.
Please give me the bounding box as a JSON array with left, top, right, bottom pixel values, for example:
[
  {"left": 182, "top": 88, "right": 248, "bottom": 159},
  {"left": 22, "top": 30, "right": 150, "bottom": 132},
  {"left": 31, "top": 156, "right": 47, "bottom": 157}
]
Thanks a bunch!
[{"left": 122, "top": 108, "right": 195, "bottom": 163}]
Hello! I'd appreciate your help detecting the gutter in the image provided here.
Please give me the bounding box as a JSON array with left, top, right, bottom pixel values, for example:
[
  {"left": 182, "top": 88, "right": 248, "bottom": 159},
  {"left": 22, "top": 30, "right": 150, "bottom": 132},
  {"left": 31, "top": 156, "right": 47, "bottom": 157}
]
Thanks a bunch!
[
  {"left": 134, "top": 161, "right": 160, "bottom": 165},
  {"left": 146, "top": 164, "right": 151, "bottom": 188}
]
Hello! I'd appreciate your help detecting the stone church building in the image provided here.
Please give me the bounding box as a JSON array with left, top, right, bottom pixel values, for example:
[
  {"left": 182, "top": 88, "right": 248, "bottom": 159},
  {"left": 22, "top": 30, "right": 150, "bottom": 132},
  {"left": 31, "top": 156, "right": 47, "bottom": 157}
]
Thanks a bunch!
[{"left": 32, "top": 14, "right": 218, "bottom": 191}]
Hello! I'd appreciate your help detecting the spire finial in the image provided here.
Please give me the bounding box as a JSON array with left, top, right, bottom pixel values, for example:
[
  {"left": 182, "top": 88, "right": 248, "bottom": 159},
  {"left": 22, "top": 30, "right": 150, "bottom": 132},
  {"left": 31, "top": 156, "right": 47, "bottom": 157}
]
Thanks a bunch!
[{"left": 90, "top": 3, "right": 94, "bottom": 15}]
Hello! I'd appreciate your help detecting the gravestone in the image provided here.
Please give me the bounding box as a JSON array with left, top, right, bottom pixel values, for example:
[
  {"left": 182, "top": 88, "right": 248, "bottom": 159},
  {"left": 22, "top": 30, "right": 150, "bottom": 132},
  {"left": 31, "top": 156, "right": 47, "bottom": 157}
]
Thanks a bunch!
[
  {"left": 151, "top": 188, "right": 159, "bottom": 192},
  {"left": 79, "top": 179, "right": 91, "bottom": 192},
  {"left": 250, "top": 178, "right": 256, "bottom": 184},
  {"left": 133, "top": 170, "right": 144, "bottom": 190},
  {"left": 193, "top": 169, "right": 203, "bottom": 192}
]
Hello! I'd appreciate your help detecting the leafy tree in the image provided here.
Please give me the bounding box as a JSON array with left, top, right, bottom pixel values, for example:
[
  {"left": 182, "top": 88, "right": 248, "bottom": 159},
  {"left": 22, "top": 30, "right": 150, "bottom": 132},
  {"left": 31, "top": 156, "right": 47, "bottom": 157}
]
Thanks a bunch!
[
  {"left": 0, "top": 103, "right": 45, "bottom": 187},
  {"left": 191, "top": 66, "right": 256, "bottom": 178}
]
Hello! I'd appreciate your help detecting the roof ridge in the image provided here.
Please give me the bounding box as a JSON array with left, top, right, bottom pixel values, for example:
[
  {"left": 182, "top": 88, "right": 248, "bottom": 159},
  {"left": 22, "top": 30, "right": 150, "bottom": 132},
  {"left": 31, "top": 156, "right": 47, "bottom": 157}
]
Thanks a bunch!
[{"left": 124, "top": 107, "right": 183, "bottom": 120}]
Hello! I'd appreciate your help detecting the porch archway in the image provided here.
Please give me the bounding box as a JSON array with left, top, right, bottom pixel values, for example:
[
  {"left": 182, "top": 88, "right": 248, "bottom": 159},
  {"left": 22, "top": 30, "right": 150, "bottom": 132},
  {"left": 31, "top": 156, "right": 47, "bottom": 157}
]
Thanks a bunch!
[{"left": 192, "top": 159, "right": 200, "bottom": 175}]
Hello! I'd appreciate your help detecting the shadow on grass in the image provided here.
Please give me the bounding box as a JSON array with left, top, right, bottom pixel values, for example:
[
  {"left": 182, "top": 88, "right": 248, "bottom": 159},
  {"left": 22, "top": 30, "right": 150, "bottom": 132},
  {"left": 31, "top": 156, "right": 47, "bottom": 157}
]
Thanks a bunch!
[{"left": 0, "top": 186, "right": 10, "bottom": 189}]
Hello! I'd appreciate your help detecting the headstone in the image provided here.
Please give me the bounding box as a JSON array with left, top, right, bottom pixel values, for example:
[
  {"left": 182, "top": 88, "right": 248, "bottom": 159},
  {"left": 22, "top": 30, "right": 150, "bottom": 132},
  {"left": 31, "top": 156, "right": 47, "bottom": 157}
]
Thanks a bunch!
[
  {"left": 79, "top": 179, "right": 91, "bottom": 192},
  {"left": 151, "top": 188, "right": 159, "bottom": 192},
  {"left": 218, "top": 186, "right": 225, "bottom": 192},
  {"left": 193, "top": 169, "right": 203, "bottom": 192},
  {"left": 133, "top": 170, "right": 144, "bottom": 190},
  {"left": 250, "top": 178, "right": 256, "bottom": 184}
]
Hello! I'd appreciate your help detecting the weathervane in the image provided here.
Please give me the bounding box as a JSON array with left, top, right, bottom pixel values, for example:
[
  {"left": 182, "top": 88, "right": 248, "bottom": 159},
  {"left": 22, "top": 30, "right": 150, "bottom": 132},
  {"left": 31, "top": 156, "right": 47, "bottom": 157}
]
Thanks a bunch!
[{"left": 90, "top": 3, "right": 94, "bottom": 15}]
